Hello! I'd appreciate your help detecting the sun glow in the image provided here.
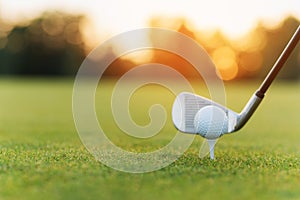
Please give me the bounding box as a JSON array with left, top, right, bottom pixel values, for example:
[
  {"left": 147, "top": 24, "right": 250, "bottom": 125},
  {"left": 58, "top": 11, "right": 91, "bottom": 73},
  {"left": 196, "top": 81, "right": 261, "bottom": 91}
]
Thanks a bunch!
[
  {"left": 212, "top": 46, "right": 238, "bottom": 80},
  {"left": 1, "top": 0, "right": 299, "bottom": 80}
]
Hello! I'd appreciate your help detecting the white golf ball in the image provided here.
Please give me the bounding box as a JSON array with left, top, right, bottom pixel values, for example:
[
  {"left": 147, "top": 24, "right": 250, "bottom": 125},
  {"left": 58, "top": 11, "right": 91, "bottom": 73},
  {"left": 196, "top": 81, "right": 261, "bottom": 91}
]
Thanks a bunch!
[{"left": 193, "top": 105, "right": 228, "bottom": 139}]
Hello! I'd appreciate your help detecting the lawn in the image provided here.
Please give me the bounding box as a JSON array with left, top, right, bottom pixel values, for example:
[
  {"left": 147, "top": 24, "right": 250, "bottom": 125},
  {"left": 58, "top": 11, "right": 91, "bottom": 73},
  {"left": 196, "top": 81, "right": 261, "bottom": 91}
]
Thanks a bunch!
[{"left": 0, "top": 78, "right": 299, "bottom": 200}]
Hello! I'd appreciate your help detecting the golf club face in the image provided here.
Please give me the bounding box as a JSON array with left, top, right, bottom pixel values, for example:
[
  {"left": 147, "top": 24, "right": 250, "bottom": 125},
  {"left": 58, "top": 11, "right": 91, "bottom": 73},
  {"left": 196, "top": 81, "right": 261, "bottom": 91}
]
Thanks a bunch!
[{"left": 172, "top": 92, "right": 239, "bottom": 137}]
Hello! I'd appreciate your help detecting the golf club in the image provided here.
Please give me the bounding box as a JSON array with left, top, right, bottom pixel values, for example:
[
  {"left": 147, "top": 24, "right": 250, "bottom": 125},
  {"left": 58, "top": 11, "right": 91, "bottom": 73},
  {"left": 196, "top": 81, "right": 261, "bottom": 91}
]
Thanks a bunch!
[{"left": 172, "top": 25, "right": 300, "bottom": 159}]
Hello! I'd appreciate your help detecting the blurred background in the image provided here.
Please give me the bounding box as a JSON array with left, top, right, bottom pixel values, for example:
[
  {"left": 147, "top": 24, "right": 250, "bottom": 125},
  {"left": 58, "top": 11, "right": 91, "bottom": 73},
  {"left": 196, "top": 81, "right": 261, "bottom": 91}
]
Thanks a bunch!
[{"left": 0, "top": 0, "right": 299, "bottom": 81}]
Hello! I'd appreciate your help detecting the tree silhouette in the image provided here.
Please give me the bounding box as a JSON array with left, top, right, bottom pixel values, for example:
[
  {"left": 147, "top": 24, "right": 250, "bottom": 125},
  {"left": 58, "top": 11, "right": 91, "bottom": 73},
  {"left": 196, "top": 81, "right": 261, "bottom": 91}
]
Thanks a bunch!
[
  {"left": 0, "top": 13, "right": 299, "bottom": 80},
  {"left": 258, "top": 16, "right": 300, "bottom": 80},
  {"left": 0, "top": 11, "right": 86, "bottom": 76}
]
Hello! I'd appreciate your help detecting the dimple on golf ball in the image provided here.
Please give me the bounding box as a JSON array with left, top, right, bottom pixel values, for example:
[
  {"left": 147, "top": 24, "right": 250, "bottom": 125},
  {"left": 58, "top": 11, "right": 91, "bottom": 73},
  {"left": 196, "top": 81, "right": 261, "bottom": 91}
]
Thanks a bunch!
[{"left": 193, "top": 105, "right": 228, "bottom": 139}]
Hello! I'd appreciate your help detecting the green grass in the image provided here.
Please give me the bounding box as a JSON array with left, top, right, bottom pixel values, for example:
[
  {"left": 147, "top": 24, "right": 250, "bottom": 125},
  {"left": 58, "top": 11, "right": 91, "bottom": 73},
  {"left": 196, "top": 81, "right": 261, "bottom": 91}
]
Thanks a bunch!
[{"left": 0, "top": 78, "right": 300, "bottom": 200}]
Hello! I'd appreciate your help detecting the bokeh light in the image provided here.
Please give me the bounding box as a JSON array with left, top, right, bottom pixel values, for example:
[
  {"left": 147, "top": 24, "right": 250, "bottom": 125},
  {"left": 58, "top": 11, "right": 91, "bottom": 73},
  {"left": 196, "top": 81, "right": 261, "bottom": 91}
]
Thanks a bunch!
[
  {"left": 239, "top": 51, "right": 263, "bottom": 73},
  {"left": 0, "top": 1, "right": 299, "bottom": 80},
  {"left": 212, "top": 46, "right": 238, "bottom": 80}
]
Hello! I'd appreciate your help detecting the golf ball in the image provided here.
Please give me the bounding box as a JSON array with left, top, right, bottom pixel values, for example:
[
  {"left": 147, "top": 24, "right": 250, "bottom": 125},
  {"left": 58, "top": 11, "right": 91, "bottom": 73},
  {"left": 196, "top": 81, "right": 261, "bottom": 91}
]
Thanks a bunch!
[{"left": 193, "top": 105, "right": 228, "bottom": 139}]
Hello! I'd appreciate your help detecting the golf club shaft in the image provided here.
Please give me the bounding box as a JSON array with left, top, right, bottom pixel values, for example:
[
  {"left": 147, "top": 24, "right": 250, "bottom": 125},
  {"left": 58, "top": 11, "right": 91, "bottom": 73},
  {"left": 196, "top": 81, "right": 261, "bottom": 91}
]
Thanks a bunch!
[
  {"left": 256, "top": 25, "right": 300, "bottom": 98},
  {"left": 235, "top": 26, "right": 300, "bottom": 131}
]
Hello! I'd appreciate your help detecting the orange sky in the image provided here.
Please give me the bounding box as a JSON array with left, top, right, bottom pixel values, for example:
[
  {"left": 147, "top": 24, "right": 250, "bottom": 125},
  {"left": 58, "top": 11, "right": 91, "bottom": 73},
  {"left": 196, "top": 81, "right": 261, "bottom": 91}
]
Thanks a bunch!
[
  {"left": 1, "top": 0, "right": 299, "bottom": 80},
  {"left": 1, "top": 0, "right": 300, "bottom": 39}
]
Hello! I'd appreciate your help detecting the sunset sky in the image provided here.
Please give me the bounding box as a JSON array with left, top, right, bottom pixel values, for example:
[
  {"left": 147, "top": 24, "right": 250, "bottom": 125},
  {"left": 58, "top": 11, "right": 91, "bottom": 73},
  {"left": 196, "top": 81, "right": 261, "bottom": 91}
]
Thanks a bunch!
[
  {"left": 1, "top": 0, "right": 299, "bottom": 80},
  {"left": 1, "top": 0, "right": 300, "bottom": 39}
]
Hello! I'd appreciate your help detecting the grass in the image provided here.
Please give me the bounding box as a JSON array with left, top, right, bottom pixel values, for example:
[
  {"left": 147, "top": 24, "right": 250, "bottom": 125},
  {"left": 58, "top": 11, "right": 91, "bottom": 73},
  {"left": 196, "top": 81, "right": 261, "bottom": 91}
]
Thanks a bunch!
[{"left": 0, "top": 77, "right": 300, "bottom": 200}]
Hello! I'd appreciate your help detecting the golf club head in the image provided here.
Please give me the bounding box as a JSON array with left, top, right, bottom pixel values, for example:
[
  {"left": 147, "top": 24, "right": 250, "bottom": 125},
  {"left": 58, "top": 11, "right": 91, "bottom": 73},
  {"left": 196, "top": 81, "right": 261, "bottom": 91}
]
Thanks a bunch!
[
  {"left": 172, "top": 92, "right": 240, "bottom": 159},
  {"left": 172, "top": 92, "right": 239, "bottom": 136}
]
